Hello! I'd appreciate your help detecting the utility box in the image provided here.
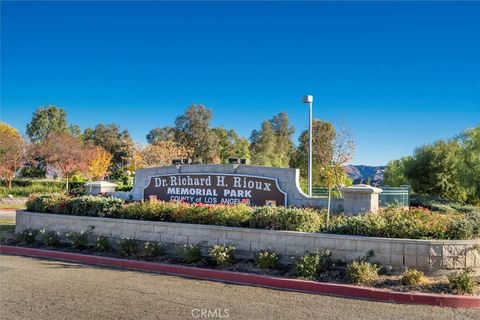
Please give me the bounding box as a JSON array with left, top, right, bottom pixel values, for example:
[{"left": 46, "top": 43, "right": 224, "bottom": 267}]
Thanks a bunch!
[
  {"left": 340, "top": 184, "right": 383, "bottom": 215},
  {"left": 85, "top": 181, "right": 118, "bottom": 195}
]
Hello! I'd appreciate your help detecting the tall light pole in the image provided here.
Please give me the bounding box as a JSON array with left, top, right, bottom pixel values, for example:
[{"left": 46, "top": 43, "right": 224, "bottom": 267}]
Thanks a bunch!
[{"left": 302, "top": 95, "right": 313, "bottom": 197}]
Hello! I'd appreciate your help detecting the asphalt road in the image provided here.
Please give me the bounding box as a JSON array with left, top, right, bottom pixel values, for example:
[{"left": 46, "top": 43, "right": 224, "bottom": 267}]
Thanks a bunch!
[{"left": 0, "top": 255, "right": 479, "bottom": 320}]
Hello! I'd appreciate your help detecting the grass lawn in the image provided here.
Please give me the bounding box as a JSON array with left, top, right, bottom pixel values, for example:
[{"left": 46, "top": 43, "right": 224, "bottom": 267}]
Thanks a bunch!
[
  {"left": 0, "top": 203, "right": 26, "bottom": 210},
  {"left": 0, "top": 218, "right": 15, "bottom": 238}
]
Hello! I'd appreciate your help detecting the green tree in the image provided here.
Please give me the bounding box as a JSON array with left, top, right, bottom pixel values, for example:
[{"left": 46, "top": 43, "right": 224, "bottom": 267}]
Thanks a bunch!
[
  {"left": 383, "top": 158, "right": 411, "bottom": 187},
  {"left": 250, "top": 121, "right": 276, "bottom": 166},
  {"left": 269, "top": 112, "right": 295, "bottom": 168},
  {"left": 293, "top": 120, "right": 336, "bottom": 187},
  {"left": 174, "top": 105, "right": 219, "bottom": 163},
  {"left": 26, "top": 106, "right": 69, "bottom": 143},
  {"left": 146, "top": 126, "right": 176, "bottom": 144},
  {"left": 405, "top": 140, "right": 466, "bottom": 202},
  {"left": 83, "top": 124, "right": 134, "bottom": 179},
  {"left": 69, "top": 124, "right": 83, "bottom": 139},
  {"left": 384, "top": 125, "right": 480, "bottom": 204},
  {"left": 458, "top": 126, "right": 480, "bottom": 203},
  {"left": 213, "top": 127, "right": 250, "bottom": 163},
  {"left": 232, "top": 135, "right": 250, "bottom": 161},
  {"left": 250, "top": 112, "right": 294, "bottom": 167}
]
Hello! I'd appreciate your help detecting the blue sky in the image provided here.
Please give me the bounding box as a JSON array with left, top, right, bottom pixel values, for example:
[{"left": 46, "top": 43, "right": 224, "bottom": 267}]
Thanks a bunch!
[{"left": 1, "top": 1, "right": 479, "bottom": 166}]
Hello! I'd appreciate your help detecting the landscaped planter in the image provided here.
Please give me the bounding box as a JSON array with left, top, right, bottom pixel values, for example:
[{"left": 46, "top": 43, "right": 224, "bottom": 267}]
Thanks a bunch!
[{"left": 16, "top": 210, "right": 480, "bottom": 275}]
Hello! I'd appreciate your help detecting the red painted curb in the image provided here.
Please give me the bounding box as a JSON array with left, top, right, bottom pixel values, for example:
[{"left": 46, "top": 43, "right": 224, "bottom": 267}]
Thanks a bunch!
[{"left": 1, "top": 245, "right": 479, "bottom": 308}]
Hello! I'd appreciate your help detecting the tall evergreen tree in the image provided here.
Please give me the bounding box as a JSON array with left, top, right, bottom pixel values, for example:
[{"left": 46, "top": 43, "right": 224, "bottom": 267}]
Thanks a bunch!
[
  {"left": 459, "top": 126, "right": 480, "bottom": 203},
  {"left": 269, "top": 112, "right": 295, "bottom": 168},
  {"left": 293, "top": 120, "right": 336, "bottom": 187},
  {"left": 250, "top": 112, "right": 294, "bottom": 167},
  {"left": 213, "top": 128, "right": 250, "bottom": 163},
  {"left": 250, "top": 121, "right": 276, "bottom": 166}
]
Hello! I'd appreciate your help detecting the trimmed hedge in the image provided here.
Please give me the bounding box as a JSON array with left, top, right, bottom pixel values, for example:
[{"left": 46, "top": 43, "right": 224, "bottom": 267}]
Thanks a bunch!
[
  {"left": 250, "top": 206, "right": 324, "bottom": 232},
  {"left": 25, "top": 194, "right": 480, "bottom": 239},
  {"left": 26, "top": 195, "right": 324, "bottom": 232},
  {"left": 326, "top": 207, "right": 480, "bottom": 240}
]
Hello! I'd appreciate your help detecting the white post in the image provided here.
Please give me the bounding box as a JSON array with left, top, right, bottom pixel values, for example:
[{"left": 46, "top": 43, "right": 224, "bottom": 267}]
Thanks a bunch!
[
  {"left": 308, "top": 99, "right": 313, "bottom": 196},
  {"left": 302, "top": 95, "right": 314, "bottom": 196},
  {"left": 327, "top": 188, "right": 331, "bottom": 227}
]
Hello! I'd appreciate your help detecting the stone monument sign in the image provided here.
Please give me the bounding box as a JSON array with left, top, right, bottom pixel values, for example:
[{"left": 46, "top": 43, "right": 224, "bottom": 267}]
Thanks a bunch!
[
  {"left": 143, "top": 173, "right": 287, "bottom": 206},
  {"left": 112, "top": 164, "right": 381, "bottom": 214}
]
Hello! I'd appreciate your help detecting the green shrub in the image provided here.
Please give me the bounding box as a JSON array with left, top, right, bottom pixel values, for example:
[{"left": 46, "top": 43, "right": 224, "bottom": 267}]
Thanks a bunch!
[
  {"left": 142, "top": 242, "right": 164, "bottom": 260},
  {"left": 178, "top": 243, "right": 203, "bottom": 264},
  {"left": 117, "top": 238, "right": 139, "bottom": 256},
  {"left": 170, "top": 203, "right": 252, "bottom": 227},
  {"left": 39, "top": 229, "right": 60, "bottom": 247},
  {"left": 209, "top": 244, "right": 236, "bottom": 266},
  {"left": 293, "top": 250, "right": 332, "bottom": 279},
  {"left": 410, "top": 194, "right": 479, "bottom": 215},
  {"left": 27, "top": 194, "right": 124, "bottom": 217},
  {"left": 69, "top": 196, "right": 124, "bottom": 217},
  {"left": 26, "top": 194, "right": 70, "bottom": 213},
  {"left": 0, "top": 179, "right": 85, "bottom": 197},
  {"left": 121, "top": 201, "right": 172, "bottom": 221},
  {"left": 1, "top": 180, "right": 64, "bottom": 197},
  {"left": 448, "top": 268, "right": 477, "bottom": 294},
  {"left": 255, "top": 249, "right": 279, "bottom": 270},
  {"left": 124, "top": 202, "right": 251, "bottom": 228},
  {"left": 94, "top": 236, "right": 111, "bottom": 252},
  {"left": 327, "top": 207, "right": 469, "bottom": 240},
  {"left": 400, "top": 268, "right": 425, "bottom": 286},
  {"left": 25, "top": 194, "right": 479, "bottom": 240},
  {"left": 447, "top": 211, "right": 480, "bottom": 240},
  {"left": 18, "top": 228, "right": 38, "bottom": 244},
  {"left": 66, "top": 231, "right": 89, "bottom": 249},
  {"left": 117, "top": 185, "right": 133, "bottom": 192},
  {"left": 251, "top": 206, "right": 324, "bottom": 232},
  {"left": 346, "top": 261, "right": 379, "bottom": 285}
]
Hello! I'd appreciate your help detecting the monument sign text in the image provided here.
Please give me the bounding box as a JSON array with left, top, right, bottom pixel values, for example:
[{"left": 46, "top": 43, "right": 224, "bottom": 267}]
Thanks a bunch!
[{"left": 143, "top": 173, "right": 287, "bottom": 206}]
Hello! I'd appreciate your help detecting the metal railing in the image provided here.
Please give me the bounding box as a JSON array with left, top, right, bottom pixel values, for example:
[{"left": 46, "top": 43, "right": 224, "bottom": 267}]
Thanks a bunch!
[
  {"left": 312, "top": 187, "right": 329, "bottom": 197},
  {"left": 379, "top": 185, "right": 410, "bottom": 208},
  {"left": 311, "top": 187, "right": 343, "bottom": 198}
]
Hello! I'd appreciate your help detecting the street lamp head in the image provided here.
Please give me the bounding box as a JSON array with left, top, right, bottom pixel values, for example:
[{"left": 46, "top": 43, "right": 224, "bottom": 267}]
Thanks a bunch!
[{"left": 302, "top": 95, "right": 313, "bottom": 104}]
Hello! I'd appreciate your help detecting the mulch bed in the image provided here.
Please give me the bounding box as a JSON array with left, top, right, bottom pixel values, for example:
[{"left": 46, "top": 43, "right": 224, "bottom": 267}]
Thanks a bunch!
[{"left": 1, "top": 232, "right": 479, "bottom": 296}]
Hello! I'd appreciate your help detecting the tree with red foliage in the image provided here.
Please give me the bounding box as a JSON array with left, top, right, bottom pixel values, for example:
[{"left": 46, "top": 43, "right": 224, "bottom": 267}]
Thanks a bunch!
[{"left": 36, "top": 133, "right": 90, "bottom": 191}]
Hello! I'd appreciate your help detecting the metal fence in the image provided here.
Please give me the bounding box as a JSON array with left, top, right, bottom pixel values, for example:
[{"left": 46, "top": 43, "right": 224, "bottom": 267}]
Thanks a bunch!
[
  {"left": 379, "top": 186, "right": 410, "bottom": 208},
  {"left": 312, "top": 187, "right": 329, "bottom": 197},
  {"left": 311, "top": 187, "right": 342, "bottom": 198}
]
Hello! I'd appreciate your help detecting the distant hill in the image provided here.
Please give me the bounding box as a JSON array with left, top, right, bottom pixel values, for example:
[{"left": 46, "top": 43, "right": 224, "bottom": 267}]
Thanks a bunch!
[{"left": 345, "top": 165, "right": 385, "bottom": 186}]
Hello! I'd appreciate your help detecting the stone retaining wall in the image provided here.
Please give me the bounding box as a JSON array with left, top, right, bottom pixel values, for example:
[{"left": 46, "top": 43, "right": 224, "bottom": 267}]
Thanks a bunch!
[{"left": 16, "top": 211, "right": 480, "bottom": 275}]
